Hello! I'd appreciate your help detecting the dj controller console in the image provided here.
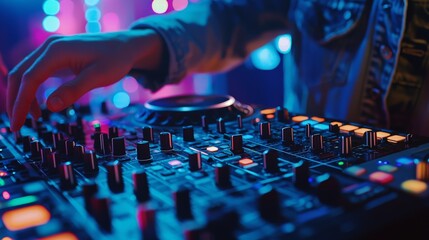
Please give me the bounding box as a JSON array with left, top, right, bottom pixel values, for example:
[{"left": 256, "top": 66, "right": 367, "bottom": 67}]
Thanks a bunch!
[{"left": 0, "top": 95, "right": 429, "bottom": 240}]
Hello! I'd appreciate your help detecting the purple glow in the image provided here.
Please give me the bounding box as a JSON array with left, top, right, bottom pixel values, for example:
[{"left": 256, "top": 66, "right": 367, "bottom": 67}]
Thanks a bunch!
[
  {"left": 102, "top": 12, "right": 120, "bottom": 32},
  {"left": 122, "top": 76, "right": 139, "bottom": 93},
  {"left": 172, "top": 0, "right": 188, "bottom": 11}
]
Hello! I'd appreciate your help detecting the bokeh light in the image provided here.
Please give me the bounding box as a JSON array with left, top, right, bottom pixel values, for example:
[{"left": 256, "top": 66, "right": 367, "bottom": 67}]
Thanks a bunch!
[
  {"left": 172, "top": 0, "right": 188, "bottom": 11},
  {"left": 85, "top": 7, "right": 101, "bottom": 22},
  {"left": 85, "top": 0, "right": 100, "bottom": 6},
  {"left": 276, "top": 34, "right": 292, "bottom": 54},
  {"left": 250, "top": 44, "right": 281, "bottom": 70},
  {"left": 86, "top": 22, "right": 101, "bottom": 33},
  {"left": 43, "top": 0, "right": 60, "bottom": 15},
  {"left": 113, "top": 92, "right": 131, "bottom": 109},
  {"left": 152, "top": 0, "right": 169, "bottom": 14},
  {"left": 122, "top": 77, "right": 139, "bottom": 93},
  {"left": 42, "top": 16, "right": 60, "bottom": 32}
]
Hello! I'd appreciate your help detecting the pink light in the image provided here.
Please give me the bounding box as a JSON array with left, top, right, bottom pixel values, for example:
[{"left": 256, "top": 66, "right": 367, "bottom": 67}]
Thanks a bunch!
[
  {"left": 172, "top": 0, "right": 188, "bottom": 11},
  {"left": 2, "top": 191, "right": 10, "bottom": 200},
  {"left": 122, "top": 76, "right": 139, "bottom": 93},
  {"left": 102, "top": 12, "right": 121, "bottom": 32}
]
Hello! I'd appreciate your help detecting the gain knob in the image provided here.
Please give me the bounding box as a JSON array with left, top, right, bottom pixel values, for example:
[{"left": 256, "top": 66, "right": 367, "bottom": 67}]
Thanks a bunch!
[
  {"left": 136, "top": 141, "right": 151, "bottom": 161},
  {"left": 276, "top": 106, "right": 289, "bottom": 122},
  {"left": 159, "top": 132, "right": 173, "bottom": 151},
  {"left": 201, "top": 115, "right": 209, "bottom": 131},
  {"left": 22, "top": 136, "right": 32, "bottom": 152},
  {"left": 106, "top": 160, "right": 124, "bottom": 193},
  {"left": 142, "top": 126, "right": 154, "bottom": 142},
  {"left": 41, "top": 147, "right": 53, "bottom": 167},
  {"left": 73, "top": 145, "right": 85, "bottom": 162},
  {"left": 236, "top": 115, "right": 243, "bottom": 129}
]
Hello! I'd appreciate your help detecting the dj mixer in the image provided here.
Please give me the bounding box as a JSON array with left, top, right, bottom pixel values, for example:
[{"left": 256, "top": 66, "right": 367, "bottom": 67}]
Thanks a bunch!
[{"left": 0, "top": 94, "right": 429, "bottom": 240}]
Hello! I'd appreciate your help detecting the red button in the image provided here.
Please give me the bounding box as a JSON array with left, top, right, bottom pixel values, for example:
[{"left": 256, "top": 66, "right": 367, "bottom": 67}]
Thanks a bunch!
[{"left": 369, "top": 171, "right": 394, "bottom": 185}]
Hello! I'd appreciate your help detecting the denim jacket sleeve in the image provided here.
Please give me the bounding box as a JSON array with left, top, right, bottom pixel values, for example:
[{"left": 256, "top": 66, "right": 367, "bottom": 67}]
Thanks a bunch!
[{"left": 130, "top": 0, "right": 291, "bottom": 92}]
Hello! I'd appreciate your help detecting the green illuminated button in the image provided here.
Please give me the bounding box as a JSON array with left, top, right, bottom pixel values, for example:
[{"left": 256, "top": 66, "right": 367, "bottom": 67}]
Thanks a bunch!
[
  {"left": 345, "top": 166, "right": 366, "bottom": 177},
  {"left": 369, "top": 171, "right": 394, "bottom": 185},
  {"left": 378, "top": 164, "right": 398, "bottom": 173},
  {"left": 401, "top": 180, "right": 427, "bottom": 195}
]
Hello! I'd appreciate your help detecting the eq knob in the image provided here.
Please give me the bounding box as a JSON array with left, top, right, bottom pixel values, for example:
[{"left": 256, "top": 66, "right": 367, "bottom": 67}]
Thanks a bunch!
[
  {"left": 217, "top": 118, "right": 226, "bottom": 133},
  {"left": 310, "top": 134, "right": 324, "bottom": 153},
  {"left": 182, "top": 126, "right": 195, "bottom": 142},
  {"left": 84, "top": 151, "right": 99, "bottom": 174},
  {"left": 263, "top": 149, "right": 279, "bottom": 173},
  {"left": 159, "top": 132, "right": 173, "bottom": 151},
  {"left": 215, "top": 164, "right": 232, "bottom": 188},
  {"left": 293, "top": 160, "right": 310, "bottom": 189},
  {"left": 230, "top": 134, "right": 244, "bottom": 154},
  {"left": 111, "top": 136, "right": 126, "bottom": 156},
  {"left": 59, "top": 161, "right": 77, "bottom": 190},
  {"left": 133, "top": 169, "right": 150, "bottom": 202},
  {"left": 136, "top": 141, "right": 151, "bottom": 161},
  {"left": 174, "top": 185, "right": 193, "bottom": 220},
  {"left": 316, "top": 174, "right": 342, "bottom": 206},
  {"left": 106, "top": 160, "right": 124, "bottom": 193},
  {"left": 142, "top": 126, "right": 154, "bottom": 142},
  {"left": 259, "top": 122, "right": 271, "bottom": 139},
  {"left": 340, "top": 135, "right": 353, "bottom": 156},
  {"left": 188, "top": 152, "right": 202, "bottom": 171},
  {"left": 281, "top": 127, "right": 294, "bottom": 145},
  {"left": 257, "top": 185, "right": 282, "bottom": 222},
  {"left": 364, "top": 131, "right": 378, "bottom": 149}
]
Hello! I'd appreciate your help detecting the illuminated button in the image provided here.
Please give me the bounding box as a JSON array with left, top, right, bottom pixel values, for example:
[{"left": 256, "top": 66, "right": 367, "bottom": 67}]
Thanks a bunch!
[
  {"left": 378, "top": 165, "right": 398, "bottom": 173},
  {"left": 260, "top": 108, "right": 276, "bottom": 115},
  {"left": 340, "top": 125, "right": 359, "bottom": 133},
  {"left": 345, "top": 166, "right": 366, "bottom": 177},
  {"left": 168, "top": 160, "right": 182, "bottom": 167},
  {"left": 0, "top": 170, "right": 8, "bottom": 177},
  {"left": 2, "top": 205, "right": 51, "bottom": 231},
  {"left": 376, "top": 131, "right": 391, "bottom": 140},
  {"left": 206, "top": 146, "right": 219, "bottom": 152},
  {"left": 387, "top": 135, "right": 406, "bottom": 143},
  {"left": 39, "top": 232, "right": 79, "bottom": 240},
  {"left": 401, "top": 180, "right": 427, "bottom": 195},
  {"left": 330, "top": 121, "right": 343, "bottom": 127},
  {"left": 311, "top": 116, "right": 325, "bottom": 122},
  {"left": 300, "top": 120, "right": 318, "bottom": 126},
  {"left": 239, "top": 158, "right": 254, "bottom": 167},
  {"left": 369, "top": 171, "right": 394, "bottom": 185},
  {"left": 314, "top": 123, "right": 329, "bottom": 131},
  {"left": 396, "top": 157, "right": 414, "bottom": 166},
  {"left": 354, "top": 128, "right": 371, "bottom": 137},
  {"left": 291, "top": 116, "right": 309, "bottom": 123}
]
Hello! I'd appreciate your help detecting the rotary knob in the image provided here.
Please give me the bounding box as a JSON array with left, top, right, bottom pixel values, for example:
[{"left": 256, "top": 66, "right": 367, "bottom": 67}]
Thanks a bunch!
[
  {"left": 136, "top": 141, "right": 151, "bottom": 161},
  {"left": 215, "top": 164, "right": 232, "bottom": 188},
  {"left": 142, "top": 126, "right": 154, "bottom": 142},
  {"left": 281, "top": 127, "right": 294, "bottom": 145},
  {"left": 340, "top": 135, "right": 353, "bottom": 156},
  {"left": 217, "top": 118, "right": 226, "bottom": 134},
  {"left": 59, "top": 162, "right": 77, "bottom": 190},
  {"left": 230, "top": 134, "right": 244, "bottom": 154},
  {"left": 310, "top": 134, "right": 324, "bottom": 153},
  {"left": 263, "top": 149, "right": 279, "bottom": 173},
  {"left": 364, "top": 131, "right": 378, "bottom": 149},
  {"left": 106, "top": 160, "right": 124, "bottom": 193},
  {"left": 182, "top": 126, "right": 195, "bottom": 142},
  {"left": 84, "top": 151, "right": 99, "bottom": 174},
  {"left": 259, "top": 122, "right": 271, "bottom": 139},
  {"left": 133, "top": 169, "right": 150, "bottom": 202},
  {"left": 159, "top": 132, "right": 173, "bottom": 151},
  {"left": 188, "top": 152, "right": 202, "bottom": 171},
  {"left": 174, "top": 185, "right": 193, "bottom": 220},
  {"left": 111, "top": 136, "right": 126, "bottom": 156}
]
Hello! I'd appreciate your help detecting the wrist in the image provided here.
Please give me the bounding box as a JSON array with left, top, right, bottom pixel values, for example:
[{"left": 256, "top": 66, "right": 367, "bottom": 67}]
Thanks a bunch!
[{"left": 128, "top": 29, "right": 165, "bottom": 72}]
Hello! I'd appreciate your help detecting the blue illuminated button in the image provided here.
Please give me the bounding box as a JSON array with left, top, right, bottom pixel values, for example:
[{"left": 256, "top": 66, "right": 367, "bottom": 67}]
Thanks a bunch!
[
  {"left": 396, "top": 157, "right": 414, "bottom": 166},
  {"left": 369, "top": 171, "right": 394, "bottom": 185},
  {"left": 344, "top": 166, "right": 366, "bottom": 177},
  {"left": 378, "top": 165, "right": 398, "bottom": 173},
  {"left": 401, "top": 180, "right": 427, "bottom": 195}
]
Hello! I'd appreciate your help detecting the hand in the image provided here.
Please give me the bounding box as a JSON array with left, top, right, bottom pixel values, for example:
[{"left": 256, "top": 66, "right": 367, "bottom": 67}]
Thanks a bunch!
[{"left": 7, "top": 29, "right": 163, "bottom": 131}]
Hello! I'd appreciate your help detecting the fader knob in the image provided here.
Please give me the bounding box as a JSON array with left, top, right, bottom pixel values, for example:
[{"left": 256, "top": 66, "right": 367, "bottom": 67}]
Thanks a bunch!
[
  {"left": 281, "top": 127, "right": 294, "bottom": 144},
  {"left": 59, "top": 162, "right": 77, "bottom": 190},
  {"left": 293, "top": 160, "right": 310, "bottom": 189},
  {"left": 133, "top": 169, "right": 150, "bottom": 202},
  {"left": 111, "top": 136, "right": 126, "bottom": 156},
  {"left": 182, "top": 126, "right": 195, "bottom": 142},
  {"left": 259, "top": 122, "right": 271, "bottom": 139},
  {"left": 263, "top": 149, "right": 279, "bottom": 173},
  {"left": 188, "top": 152, "right": 202, "bottom": 171},
  {"left": 84, "top": 151, "right": 99, "bottom": 174},
  {"left": 340, "top": 135, "right": 353, "bottom": 156},
  {"left": 106, "top": 160, "right": 124, "bottom": 193},
  {"left": 30, "top": 140, "right": 41, "bottom": 159},
  {"left": 137, "top": 206, "right": 158, "bottom": 240},
  {"left": 136, "top": 141, "right": 151, "bottom": 161},
  {"left": 174, "top": 185, "right": 193, "bottom": 220},
  {"left": 90, "top": 196, "right": 112, "bottom": 232},
  {"left": 416, "top": 161, "right": 429, "bottom": 181},
  {"left": 215, "top": 164, "right": 231, "bottom": 188},
  {"left": 364, "top": 131, "right": 377, "bottom": 149},
  {"left": 316, "top": 174, "right": 342, "bottom": 205},
  {"left": 230, "top": 134, "right": 244, "bottom": 154},
  {"left": 159, "top": 132, "right": 173, "bottom": 151},
  {"left": 217, "top": 118, "right": 225, "bottom": 133},
  {"left": 82, "top": 182, "right": 98, "bottom": 214},
  {"left": 142, "top": 126, "right": 154, "bottom": 142},
  {"left": 310, "top": 134, "right": 324, "bottom": 153},
  {"left": 257, "top": 185, "right": 282, "bottom": 222}
]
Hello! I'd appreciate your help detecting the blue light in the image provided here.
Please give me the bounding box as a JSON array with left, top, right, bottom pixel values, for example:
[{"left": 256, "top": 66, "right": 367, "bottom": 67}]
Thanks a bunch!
[
  {"left": 86, "top": 22, "right": 101, "bottom": 33},
  {"left": 43, "top": 0, "right": 60, "bottom": 15},
  {"left": 85, "top": 0, "right": 100, "bottom": 6},
  {"left": 42, "top": 16, "right": 60, "bottom": 32},
  {"left": 276, "top": 34, "right": 292, "bottom": 54},
  {"left": 85, "top": 7, "right": 101, "bottom": 22},
  {"left": 250, "top": 44, "right": 281, "bottom": 70},
  {"left": 113, "top": 92, "right": 130, "bottom": 109}
]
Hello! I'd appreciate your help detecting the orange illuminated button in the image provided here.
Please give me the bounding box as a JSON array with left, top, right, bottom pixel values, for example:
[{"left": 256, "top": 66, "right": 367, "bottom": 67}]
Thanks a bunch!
[
  {"left": 311, "top": 116, "right": 325, "bottom": 122},
  {"left": 260, "top": 108, "right": 276, "bottom": 115},
  {"left": 401, "top": 180, "right": 427, "bottom": 195},
  {"left": 376, "top": 131, "right": 391, "bottom": 140},
  {"left": 340, "top": 125, "right": 359, "bottom": 133},
  {"left": 344, "top": 166, "right": 366, "bottom": 177},
  {"left": 2, "top": 205, "right": 51, "bottom": 231},
  {"left": 39, "top": 232, "right": 79, "bottom": 240},
  {"left": 387, "top": 135, "right": 406, "bottom": 143},
  {"left": 330, "top": 121, "right": 343, "bottom": 127},
  {"left": 291, "top": 116, "right": 309, "bottom": 123},
  {"left": 239, "top": 158, "right": 254, "bottom": 167},
  {"left": 354, "top": 128, "right": 371, "bottom": 137},
  {"left": 206, "top": 146, "right": 219, "bottom": 152},
  {"left": 369, "top": 171, "right": 394, "bottom": 185}
]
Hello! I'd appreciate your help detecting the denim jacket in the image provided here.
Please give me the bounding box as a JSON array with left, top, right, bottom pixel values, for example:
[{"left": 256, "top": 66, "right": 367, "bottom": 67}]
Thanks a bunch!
[{"left": 131, "top": 0, "right": 429, "bottom": 136}]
